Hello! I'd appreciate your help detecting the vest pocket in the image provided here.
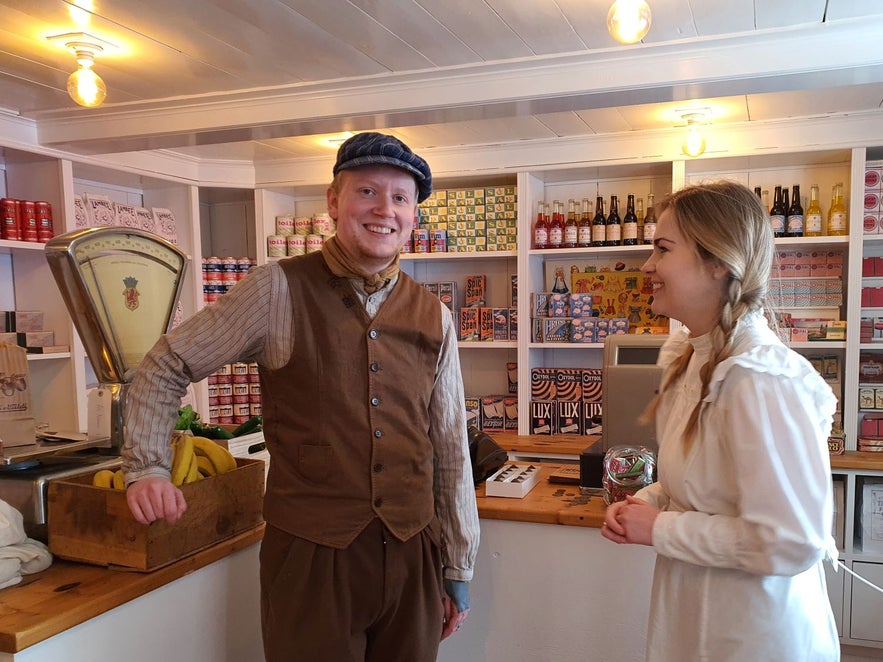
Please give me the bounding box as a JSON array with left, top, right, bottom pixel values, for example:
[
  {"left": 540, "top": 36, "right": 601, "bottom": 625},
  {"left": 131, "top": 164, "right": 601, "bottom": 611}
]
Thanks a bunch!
[{"left": 297, "top": 443, "right": 334, "bottom": 482}]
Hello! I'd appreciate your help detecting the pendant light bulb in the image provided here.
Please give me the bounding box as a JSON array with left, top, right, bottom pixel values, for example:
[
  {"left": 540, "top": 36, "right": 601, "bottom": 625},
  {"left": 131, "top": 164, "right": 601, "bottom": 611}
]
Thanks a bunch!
[
  {"left": 607, "top": 0, "right": 652, "bottom": 44},
  {"left": 681, "top": 118, "right": 706, "bottom": 158},
  {"left": 66, "top": 43, "right": 106, "bottom": 108}
]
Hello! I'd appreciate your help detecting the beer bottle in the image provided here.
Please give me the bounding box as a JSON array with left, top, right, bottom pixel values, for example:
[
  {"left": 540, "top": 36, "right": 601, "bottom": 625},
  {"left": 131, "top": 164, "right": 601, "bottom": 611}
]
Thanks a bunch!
[
  {"left": 564, "top": 198, "right": 578, "bottom": 248},
  {"left": 769, "top": 185, "right": 786, "bottom": 238},
  {"left": 578, "top": 198, "right": 593, "bottom": 248},
  {"left": 642, "top": 193, "right": 656, "bottom": 244},
  {"left": 785, "top": 185, "right": 804, "bottom": 237},
  {"left": 592, "top": 196, "right": 607, "bottom": 247},
  {"left": 827, "top": 183, "right": 848, "bottom": 236},
  {"left": 622, "top": 194, "right": 638, "bottom": 246},
  {"left": 606, "top": 195, "right": 622, "bottom": 246},
  {"left": 804, "top": 185, "right": 823, "bottom": 237}
]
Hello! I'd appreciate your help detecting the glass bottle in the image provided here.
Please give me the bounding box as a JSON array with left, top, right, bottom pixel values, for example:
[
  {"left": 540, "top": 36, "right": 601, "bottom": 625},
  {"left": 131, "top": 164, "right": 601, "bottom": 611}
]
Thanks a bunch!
[
  {"left": 754, "top": 185, "right": 762, "bottom": 200},
  {"left": 642, "top": 193, "right": 656, "bottom": 244},
  {"left": 827, "top": 183, "right": 848, "bottom": 236},
  {"left": 578, "top": 197, "right": 593, "bottom": 248},
  {"left": 549, "top": 199, "right": 564, "bottom": 249},
  {"left": 533, "top": 200, "right": 548, "bottom": 249},
  {"left": 804, "top": 185, "right": 823, "bottom": 237},
  {"left": 592, "top": 196, "right": 607, "bottom": 247},
  {"left": 785, "top": 184, "right": 804, "bottom": 237},
  {"left": 606, "top": 195, "right": 622, "bottom": 246},
  {"left": 622, "top": 194, "right": 638, "bottom": 246},
  {"left": 769, "top": 185, "right": 786, "bottom": 238},
  {"left": 762, "top": 189, "right": 770, "bottom": 215},
  {"left": 563, "top": 198, "right": 578, "bottom": 248},
  {"left": 636, "top": 197, "right": 645, "bottom": 244}
]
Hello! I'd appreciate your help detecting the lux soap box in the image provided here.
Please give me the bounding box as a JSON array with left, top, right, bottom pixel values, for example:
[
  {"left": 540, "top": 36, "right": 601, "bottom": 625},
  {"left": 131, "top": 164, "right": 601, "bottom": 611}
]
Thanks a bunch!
[{"left": 485, "top": 462, "right": 541, "bottom": 498}]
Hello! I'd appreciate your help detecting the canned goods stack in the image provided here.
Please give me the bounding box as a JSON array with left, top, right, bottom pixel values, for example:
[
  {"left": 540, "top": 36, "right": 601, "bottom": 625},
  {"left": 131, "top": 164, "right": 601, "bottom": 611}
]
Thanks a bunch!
[
  {"left": 413, "top": 186, "right": 518, "bottom": 253},
  {"left": 207, "top": 361, "right": 261, "bottom": 424},
  {"left": 267, "top": 211, "right": 337, "bottom": 258},
  {"left": 1, "top": 198, "right": 54, "bottom": 243},
  {"left": 201, "top": 256, "right": 255, "bottom": 304}
]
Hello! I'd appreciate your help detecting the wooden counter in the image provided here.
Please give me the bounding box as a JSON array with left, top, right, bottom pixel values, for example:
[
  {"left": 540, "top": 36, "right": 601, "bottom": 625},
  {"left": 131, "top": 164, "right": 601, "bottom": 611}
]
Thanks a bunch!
[
  {"left": 830, "top": 451, "right": 883, "bottom": 472},
  {"left": 0, "top": 524, "right": 264, "bottom": 654},
  {"left": 492, "top": 432, "right": 598, "bottom": 458},
  {"left": 476, "top": 464, "right": 607, "bottom": 528}
]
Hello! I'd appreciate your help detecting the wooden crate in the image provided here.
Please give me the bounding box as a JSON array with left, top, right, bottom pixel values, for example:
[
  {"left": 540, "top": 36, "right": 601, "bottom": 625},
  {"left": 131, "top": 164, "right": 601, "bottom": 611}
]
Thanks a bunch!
[{"left": 47, "top": 457, "right": 265, "bottom": 571}]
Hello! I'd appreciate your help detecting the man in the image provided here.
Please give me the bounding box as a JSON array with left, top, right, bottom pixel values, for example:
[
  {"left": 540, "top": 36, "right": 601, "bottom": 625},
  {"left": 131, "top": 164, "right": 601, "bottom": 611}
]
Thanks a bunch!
[{"left": 122, "top": 132, "right": 480, "bottom": 661}]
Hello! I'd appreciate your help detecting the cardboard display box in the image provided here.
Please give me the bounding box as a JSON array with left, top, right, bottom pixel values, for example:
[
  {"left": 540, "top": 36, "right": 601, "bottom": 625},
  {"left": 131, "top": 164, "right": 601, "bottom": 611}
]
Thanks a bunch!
[{"left": 47, "top": 456, "right": 264, "bottom": 571}]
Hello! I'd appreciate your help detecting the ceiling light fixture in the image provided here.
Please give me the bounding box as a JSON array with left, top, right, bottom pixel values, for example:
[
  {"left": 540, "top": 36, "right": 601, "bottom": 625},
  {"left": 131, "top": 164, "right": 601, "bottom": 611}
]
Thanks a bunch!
[
  {"left": 607, "top": 0, "right": 652, "bottom": 44},
  {"left": 678, "top": 110, "right": 710, "bottom": 158},
  {"left": 47, "top": 32, "right": 114, "bottom": 108}
]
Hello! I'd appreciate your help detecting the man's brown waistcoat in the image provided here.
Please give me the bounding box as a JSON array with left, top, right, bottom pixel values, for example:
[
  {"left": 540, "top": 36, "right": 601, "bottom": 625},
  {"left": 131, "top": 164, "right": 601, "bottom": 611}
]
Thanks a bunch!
[{"left": 260, "top": 251, "right": 443, "bottom": 547}]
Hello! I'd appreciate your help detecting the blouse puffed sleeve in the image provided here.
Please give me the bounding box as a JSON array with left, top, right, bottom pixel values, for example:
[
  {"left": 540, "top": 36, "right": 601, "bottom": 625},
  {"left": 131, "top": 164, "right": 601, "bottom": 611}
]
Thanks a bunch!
[{"left": 651, "top": 345, "right": 837, "bottom": 576}]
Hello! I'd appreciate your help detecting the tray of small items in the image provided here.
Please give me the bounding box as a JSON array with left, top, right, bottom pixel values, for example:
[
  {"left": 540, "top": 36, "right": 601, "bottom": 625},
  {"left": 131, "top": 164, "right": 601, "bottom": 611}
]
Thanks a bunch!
[{"left": 484, "top": 462, "right": 541, "bottom": 498}]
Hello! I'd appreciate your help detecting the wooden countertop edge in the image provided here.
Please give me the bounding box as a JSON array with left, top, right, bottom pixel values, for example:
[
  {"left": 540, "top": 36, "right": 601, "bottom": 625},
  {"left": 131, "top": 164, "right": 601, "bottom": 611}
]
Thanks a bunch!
[{"left": 0, "top": 523, "right": 265, "bottom": 653}]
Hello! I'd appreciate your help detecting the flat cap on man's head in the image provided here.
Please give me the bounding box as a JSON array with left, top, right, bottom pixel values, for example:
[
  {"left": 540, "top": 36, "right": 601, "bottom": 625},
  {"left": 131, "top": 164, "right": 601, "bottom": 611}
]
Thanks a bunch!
[{"left": 333, "top": 132, "right": 432, "bottom": 203}]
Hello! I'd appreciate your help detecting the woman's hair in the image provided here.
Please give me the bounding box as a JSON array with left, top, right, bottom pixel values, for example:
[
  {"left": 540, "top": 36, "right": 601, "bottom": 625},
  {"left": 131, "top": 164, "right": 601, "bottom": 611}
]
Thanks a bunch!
[{"left": 642, "top": 181, "right": 775, "bottom": 450}]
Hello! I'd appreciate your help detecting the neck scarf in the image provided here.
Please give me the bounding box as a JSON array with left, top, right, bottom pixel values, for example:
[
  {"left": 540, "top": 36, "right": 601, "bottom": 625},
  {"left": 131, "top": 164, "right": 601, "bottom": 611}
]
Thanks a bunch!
[{"left": 321, "top": 234, "right": 400, "bottom": 294}]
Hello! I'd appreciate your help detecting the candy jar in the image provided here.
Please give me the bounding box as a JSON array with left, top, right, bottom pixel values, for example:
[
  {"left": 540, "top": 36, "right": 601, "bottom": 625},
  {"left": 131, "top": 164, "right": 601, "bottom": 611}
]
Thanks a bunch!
[{"left": 602, "top": 445, "right": 656, "bottom": 505}]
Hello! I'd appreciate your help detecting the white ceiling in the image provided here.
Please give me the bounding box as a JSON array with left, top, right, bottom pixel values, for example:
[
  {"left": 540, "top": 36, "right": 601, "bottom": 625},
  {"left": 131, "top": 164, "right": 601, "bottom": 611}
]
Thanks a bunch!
[{"left": 1, "top": 0, "right": 882, "bottom": 163}]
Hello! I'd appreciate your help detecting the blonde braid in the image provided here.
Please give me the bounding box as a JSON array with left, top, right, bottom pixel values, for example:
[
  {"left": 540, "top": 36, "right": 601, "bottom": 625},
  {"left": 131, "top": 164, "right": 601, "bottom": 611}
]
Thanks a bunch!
[{"left": 637, "top": 181, "right": 773, "bottom": 454}]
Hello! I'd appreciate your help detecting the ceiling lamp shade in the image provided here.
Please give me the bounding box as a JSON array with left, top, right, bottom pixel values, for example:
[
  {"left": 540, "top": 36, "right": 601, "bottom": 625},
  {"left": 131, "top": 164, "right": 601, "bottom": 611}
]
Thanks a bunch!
[
  {"left": 680, "top": 111, "right": 709, "bottom": 158},
  {"left": 607, "top": 0, "right": 652, "bottom": 44},
  {"left": 67, "top": 45, "right": 106, "bottom": 107}
]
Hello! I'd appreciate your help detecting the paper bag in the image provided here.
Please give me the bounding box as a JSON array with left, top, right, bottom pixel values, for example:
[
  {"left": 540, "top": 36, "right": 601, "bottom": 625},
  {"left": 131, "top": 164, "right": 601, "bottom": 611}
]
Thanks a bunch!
[{"left": 0, "top": 342, "right": 35, "bottom": 448}]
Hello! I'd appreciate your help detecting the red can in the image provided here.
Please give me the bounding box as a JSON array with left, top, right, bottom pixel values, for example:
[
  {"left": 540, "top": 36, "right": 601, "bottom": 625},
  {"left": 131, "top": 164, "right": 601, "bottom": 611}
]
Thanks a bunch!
[
  {"left": 0, "top": 197, "right": 20, "bottom": 241},
  {"left": 35, "top": 201, "right": 54, "bottom": 242},
  {"left": 19, "top": 200, "right": 38, "bottom": 242}
]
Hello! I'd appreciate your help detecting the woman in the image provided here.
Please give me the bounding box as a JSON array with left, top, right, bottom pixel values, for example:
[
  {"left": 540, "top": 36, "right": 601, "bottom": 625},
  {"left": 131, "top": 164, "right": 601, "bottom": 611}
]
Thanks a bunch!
[{"left": 601, "top": 181, "right": 840, "bottom": 661}]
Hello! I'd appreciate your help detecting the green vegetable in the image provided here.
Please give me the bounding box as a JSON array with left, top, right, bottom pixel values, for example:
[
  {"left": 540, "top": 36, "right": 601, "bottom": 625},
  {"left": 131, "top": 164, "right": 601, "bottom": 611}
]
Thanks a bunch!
[
  {"left": 233, "top": 416, "right": 263, "bottom": 437},
  {"left": 175, "top": 405, "right": 197, "bottom": 431},
  {"left": 191, "top": 422, "right": 234, "bottom": 440}
]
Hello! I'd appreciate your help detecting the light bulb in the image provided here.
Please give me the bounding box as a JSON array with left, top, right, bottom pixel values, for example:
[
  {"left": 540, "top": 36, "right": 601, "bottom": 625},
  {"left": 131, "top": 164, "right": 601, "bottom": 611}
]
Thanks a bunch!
[
  {"left": 607, "top": 0, "right": 652, "bottom": 44},
  {"left": 682, "top": 122, "right": 706, "bottom": 158},
  {"left": 67, "top": 60, "right": 106, "bottom": 107}
]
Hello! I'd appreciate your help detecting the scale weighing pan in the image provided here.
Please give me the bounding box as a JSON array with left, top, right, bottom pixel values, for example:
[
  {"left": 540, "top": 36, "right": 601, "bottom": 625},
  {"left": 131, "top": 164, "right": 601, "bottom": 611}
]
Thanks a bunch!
[{"left": 44, "top": 227, "right": 188, "bottom": 448}]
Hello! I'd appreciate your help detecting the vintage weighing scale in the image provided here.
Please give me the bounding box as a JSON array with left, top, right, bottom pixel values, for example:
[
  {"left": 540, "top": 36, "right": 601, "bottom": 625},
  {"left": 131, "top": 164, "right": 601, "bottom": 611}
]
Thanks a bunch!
[
  {"left": 44, "top": 226, "right": 189, "bottom": 449},
  {"left": 0, "top": 227, "right": 188, "bottom": 538}
]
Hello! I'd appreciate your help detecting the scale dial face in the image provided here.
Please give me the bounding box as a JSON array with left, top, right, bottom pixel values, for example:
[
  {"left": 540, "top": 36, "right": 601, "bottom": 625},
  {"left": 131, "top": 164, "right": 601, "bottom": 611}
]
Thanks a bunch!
[{"left": 59, "top": 228, "right": 187, "bottom": 379}]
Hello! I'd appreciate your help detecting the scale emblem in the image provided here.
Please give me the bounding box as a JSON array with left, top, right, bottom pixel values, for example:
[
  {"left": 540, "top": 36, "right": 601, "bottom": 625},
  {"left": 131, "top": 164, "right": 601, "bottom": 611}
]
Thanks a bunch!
[{"left": 123, "top": 276, "right": 140, "bottom": 310}]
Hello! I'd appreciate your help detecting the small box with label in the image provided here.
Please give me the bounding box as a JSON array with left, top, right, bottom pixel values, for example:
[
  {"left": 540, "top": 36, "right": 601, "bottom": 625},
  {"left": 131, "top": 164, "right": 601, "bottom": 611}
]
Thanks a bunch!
[{"left": 530, "top": 400, "right": 555, "bottom": 435}]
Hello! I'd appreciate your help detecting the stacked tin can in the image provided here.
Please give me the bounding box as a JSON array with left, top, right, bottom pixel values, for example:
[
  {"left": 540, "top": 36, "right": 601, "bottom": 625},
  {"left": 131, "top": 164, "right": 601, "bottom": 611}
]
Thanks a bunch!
[
  {"left": 267, "top": 212, "right": 336, "bottom": 258},
  {"left": 1, "top": 198, "right": 54, "bottom": 242},
  {"left": 208, "top": 361, "right": 261, "bottom": 424},
  {"left": 202, "top": 256, "right": 255, "bottom": 304}
]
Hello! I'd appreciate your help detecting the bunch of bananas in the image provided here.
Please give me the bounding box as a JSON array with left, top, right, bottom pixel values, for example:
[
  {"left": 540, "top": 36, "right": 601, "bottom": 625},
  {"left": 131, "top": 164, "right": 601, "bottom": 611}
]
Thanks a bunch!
[
  {"left": 90, "top": 435, "right": 237, "bottom": 490},
  {"left": 92, "top": 468, "right": 126, "bottom": 490},
  {"left": 170, "top": 434, "right": 238, "bottom": 486}
]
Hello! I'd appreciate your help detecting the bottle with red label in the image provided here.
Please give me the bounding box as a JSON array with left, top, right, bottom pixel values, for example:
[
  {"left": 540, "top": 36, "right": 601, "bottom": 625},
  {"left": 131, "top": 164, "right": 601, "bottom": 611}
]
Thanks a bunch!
[
  {"left": 548, "top": 199, "right": 564, "bottom": 249},
  {"left": 533, "top": 200, "right": 549, "bottom": 249}
]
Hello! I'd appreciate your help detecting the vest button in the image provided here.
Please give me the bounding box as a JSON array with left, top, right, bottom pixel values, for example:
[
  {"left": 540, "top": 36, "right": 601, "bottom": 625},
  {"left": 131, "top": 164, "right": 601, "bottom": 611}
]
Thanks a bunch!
[
  {"left": 369, "top": 329, "right": 379, "bottom": 339},
  {"left": 374, "top": 429, "right": 383, "bottom": 438},
  {"left": 373, "top": 463, "right": 383, "bottom": 473},
  {"left": 370, "top": 362, "right": 380, "bottom": 372},
  {"left": 371, "top": 396, "right": 380, "bottom": 406},
  {"left": 374, "top": 497, "right": 383, "bottom": 508}
]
